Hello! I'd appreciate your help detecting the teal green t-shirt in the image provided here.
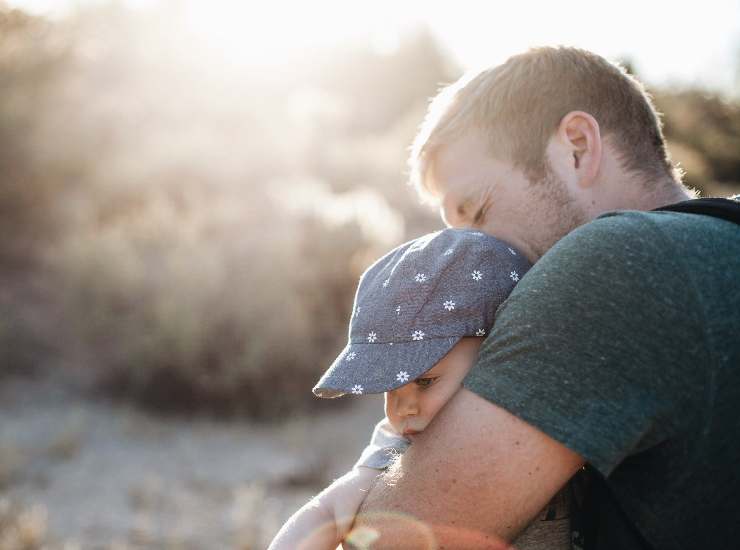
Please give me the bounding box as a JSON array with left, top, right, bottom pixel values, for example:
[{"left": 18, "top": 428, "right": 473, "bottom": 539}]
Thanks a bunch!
[{"left": 464, "top": 210, "right": 740, "bottom": 550}]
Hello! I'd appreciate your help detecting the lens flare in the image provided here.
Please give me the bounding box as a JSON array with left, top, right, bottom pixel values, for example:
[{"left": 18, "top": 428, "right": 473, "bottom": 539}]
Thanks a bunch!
[{"left": 346, "top": 511, "right": 511, "bottom": 549}]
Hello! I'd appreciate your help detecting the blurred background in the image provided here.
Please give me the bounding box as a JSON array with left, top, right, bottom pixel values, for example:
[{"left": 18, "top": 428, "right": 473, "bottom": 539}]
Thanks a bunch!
[{"left": 0, "top": 0, "right": 738, "bottom": 547}]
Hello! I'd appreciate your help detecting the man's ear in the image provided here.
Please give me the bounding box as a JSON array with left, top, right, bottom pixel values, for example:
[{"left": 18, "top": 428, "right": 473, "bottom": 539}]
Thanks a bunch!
[{"left": 557, "top": 111, "right": 602, "bottom": 189}]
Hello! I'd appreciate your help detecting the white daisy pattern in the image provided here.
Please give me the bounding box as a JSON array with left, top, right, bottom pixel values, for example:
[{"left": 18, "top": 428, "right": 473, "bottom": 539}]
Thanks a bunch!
[
  {"left": 443, "top": 248, "right": 454, "bottom": 256},
  {"left": 443, "top": 300, "right": 455, "bottom": 311},
  {"left": 367, "top": 332, "right": 377, "bottom": 343},
  {"left": 510, "top": 271, "right": 520, "bottom": 282},
  {"left": 355, "top": 306, "right": 361, "bottom": 317},
  {"left": 382, "top": 279, "right": 390, "bottom": 288},
  {"left": 345, "top": 351, "right": 357, "bottom": 362},
  {"left": 396, "top": 371, "right": 410, "bottom": 383},
  {"left": 472, "top": 231, "right": 484, "bottom": 236},
  {"left": 351, "top": 384, "right": 364, "bottom": 395},
  {"left": 471, "top": 270, "right": 483, "bottom": 281},
  {"left": 414, "top": 273, "right": 427, "bottom": 283},
  {"left": 508, "top": 247, "right": 517, "bottom": 255},
  {"left": 395, "top": 306, "right": 401, "bottom": 315},
  {"left": 412, "top": 330, "right": 425, "bottom": 341},
  {"left": 476, "top": 328, "right": 486, "bottom": 336}
]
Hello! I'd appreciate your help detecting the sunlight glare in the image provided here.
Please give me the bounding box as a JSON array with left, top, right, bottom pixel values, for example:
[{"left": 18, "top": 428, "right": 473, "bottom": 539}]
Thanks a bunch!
[{"left": 180, "top": 0, "right": 416, "bottom": 66}]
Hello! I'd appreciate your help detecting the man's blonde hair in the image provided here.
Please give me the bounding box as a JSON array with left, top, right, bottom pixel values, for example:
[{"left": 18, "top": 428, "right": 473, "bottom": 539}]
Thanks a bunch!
[{"left": 409, "top": 46, "right": 680, "bottom": 202}]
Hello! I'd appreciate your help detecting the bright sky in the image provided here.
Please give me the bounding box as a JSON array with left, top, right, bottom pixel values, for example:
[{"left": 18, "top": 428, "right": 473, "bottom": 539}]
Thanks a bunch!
[{"left": 8, "top": 0, "right": 740, "bottom": 95}]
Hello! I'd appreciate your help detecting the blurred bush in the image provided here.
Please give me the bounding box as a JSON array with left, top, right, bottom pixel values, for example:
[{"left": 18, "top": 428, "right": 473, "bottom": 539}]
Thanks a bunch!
[
  {"left": 0, "top": 498, "right": 47, "bottom": 550},
  {"left": 655, "top": 90, "right": 740, "bottom": 194},
  {"left": 0, "top": 7, "right": 72, "bottom": 272},
  {"left": 0, "top": 7, "right": 75, "bottom": 380},
  {"left": 1, "top": 3, "right": 738, "bottom": 418},
  {"left": 0, "top": 3, "right": 448, "bottom": 418},
  {"left": 47, "top": 187, "right": 373, "bottom": 417}
]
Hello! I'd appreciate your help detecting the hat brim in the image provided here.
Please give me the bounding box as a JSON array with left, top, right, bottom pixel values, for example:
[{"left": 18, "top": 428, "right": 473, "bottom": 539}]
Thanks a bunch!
[{"left": 312, "top": 335, "right": 463, "bottom": 398}]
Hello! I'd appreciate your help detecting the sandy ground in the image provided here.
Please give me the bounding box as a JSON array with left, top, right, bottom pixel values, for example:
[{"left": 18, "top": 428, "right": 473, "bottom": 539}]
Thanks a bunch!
[{"left": 0, "top": 371, "right": 384, "bottom": 549}]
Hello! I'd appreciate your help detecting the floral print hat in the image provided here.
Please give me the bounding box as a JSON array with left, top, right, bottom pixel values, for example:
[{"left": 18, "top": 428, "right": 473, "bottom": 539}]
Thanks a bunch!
[{"left": 312, "top": 228, "right": 532, "bottom": 398}]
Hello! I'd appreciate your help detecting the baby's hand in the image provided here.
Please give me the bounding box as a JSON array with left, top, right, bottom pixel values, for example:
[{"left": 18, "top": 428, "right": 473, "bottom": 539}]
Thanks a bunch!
[
  {"left": 268, "top": 467, "right": 379, "bottom": 550},
  {"left": 329, "top": 467, "right": 380, "bottom": 540}
]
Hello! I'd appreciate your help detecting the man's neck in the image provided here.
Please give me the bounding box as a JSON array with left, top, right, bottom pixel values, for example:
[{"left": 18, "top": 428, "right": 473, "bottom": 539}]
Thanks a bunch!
[
  {"left": 636, "top": 178, "right": 697, "bottom": 211},
  {"left": 601, "top": 176, "right": 696, "bottom": 215}
]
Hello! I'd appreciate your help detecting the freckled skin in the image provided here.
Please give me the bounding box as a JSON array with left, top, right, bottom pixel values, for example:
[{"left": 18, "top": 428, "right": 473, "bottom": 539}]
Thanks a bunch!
[{"left": 355, "top": 388, "right": 585, "bottom": 548}]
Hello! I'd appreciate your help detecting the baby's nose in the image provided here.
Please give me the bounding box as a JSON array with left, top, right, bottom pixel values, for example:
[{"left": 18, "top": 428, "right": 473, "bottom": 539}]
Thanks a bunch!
[{"left": 397, "top": 391, "right": 419, "bottom": 416}]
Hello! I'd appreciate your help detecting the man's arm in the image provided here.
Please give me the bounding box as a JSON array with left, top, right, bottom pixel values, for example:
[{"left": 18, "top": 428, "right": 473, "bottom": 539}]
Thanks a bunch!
[{"left": 350, "top": 389, "right": 585, "bottom": 549}]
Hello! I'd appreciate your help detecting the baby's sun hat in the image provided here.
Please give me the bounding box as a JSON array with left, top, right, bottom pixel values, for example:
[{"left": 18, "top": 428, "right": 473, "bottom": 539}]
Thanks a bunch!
[{"left": 312, "top": 228, "right": 532, "bottom": 398}]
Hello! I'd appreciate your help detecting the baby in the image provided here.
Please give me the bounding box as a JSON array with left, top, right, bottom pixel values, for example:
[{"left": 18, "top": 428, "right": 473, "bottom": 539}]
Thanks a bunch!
[{"left": 268, "top": 228, "right": 570, "bottom": 550}]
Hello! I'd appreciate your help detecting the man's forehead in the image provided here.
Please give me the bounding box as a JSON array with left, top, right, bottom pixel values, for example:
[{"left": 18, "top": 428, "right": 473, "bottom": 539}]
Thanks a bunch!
[
  {"left": 424, "top": 147, "right": 474, "bottom": 206},
  {"left": 426, "top": 135, "right": 508, "bottom": 193}
]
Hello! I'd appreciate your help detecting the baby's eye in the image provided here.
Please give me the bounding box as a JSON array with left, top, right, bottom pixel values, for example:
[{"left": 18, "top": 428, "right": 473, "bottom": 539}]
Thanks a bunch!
[{"left": 415, "top": 377, "right": 439, "bottom": 389}]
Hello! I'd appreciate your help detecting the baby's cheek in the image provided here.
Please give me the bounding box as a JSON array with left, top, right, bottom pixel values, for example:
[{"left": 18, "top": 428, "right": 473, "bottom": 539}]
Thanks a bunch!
[
  {"left": 424, "top": 393, "right": 449, "bottom": 421},
  {"left": 384, "top": 398, "right": 402, "bottom": 433},
  {"left": 383, "top": 392, "right": 394, "bottom": 418},
  {"left": 429, "top": 385, "right": 461, "bottom": 419},
  {"left": 386, "top": 416, "right": 402, "bottom": 435}
]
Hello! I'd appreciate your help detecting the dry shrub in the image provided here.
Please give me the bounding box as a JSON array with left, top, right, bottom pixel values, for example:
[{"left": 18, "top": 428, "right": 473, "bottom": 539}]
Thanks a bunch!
[
  {"left": 0, "top": 445, "right": 24, "bottom": 490},
  {"left": 0, "top": 499, "right": 47, "bottom": 550},
  {"left": 656, "top": 90, "right": 740, "bottom": 193},
  {"left": 46, "top": 185, "right": 382, "bottom": 419},
  {"left": 0, "top": 4, "right": 445, "bottom": 418},
  {"left": 0, "top": 7, "right": 72, "bottom": 271},
  {"left": 0, "top": 300, "right": 37, "bottom": 377},
  {"left": 0, "top": 276, "right": 59, "bottom": 378}
]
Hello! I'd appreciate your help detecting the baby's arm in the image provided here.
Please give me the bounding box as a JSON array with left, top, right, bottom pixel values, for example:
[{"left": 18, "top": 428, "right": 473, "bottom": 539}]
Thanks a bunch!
[
  {"left": 269, "top": 419, "right": 409, "bottom": 550},
  {"left": 268, "top": 466, "right": 379, "bottom": 550}
]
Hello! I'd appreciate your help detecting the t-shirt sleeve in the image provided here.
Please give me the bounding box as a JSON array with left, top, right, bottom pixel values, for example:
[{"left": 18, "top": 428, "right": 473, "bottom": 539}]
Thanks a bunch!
[
  {"left": 463, "top": 212, "right": 706, "bottom": 477},
  {"left": 354, "top": 417, "right": 411, "bottom": 470}
]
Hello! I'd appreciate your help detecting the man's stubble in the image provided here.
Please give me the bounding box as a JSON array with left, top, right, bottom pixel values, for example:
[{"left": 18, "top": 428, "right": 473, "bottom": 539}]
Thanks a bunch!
[{"left": 525, "top": 164, "right": 590, "bottom": 260}]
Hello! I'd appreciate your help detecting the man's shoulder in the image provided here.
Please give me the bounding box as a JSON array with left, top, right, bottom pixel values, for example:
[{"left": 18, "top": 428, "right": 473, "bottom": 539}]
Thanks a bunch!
[
  {"left": 523, "top": 211, "right": 671, "bottom": 286},
  {"left": 535, "top": 208, "right": 738, "bottom": 274},
  {"left": 506, "top": 207, "right": 739, "bottom": 328},
  {"left": 589, "top": 207, "right": 737, "bottom": 237},
  {"left": 557, "top": 208, "right": 709, "bottom": 245}
]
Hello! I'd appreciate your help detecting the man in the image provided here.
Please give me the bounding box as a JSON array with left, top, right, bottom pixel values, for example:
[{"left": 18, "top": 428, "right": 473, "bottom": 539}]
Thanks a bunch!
[{"left": 350, "top": 47, "right": 740, "bottom": 549}]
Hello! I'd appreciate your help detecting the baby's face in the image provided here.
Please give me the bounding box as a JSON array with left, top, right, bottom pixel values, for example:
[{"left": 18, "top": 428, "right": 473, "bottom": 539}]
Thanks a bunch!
[{"left": 385, "top": 337, "right": 483, "bottom": 439}]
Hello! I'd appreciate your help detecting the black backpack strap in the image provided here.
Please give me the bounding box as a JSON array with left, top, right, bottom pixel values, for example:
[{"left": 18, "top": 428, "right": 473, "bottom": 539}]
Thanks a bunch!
[
  {"left": 572, "top": 465, "right": 655, "bottom": 550},
  {"left": 652, "top": 196, "right": 740, "bottom": 226}
]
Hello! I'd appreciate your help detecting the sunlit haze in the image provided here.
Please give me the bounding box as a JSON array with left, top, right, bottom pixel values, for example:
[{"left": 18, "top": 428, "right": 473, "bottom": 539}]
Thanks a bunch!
[{"left": 8, "top": 0, "right": 740, "bottom": 95}]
